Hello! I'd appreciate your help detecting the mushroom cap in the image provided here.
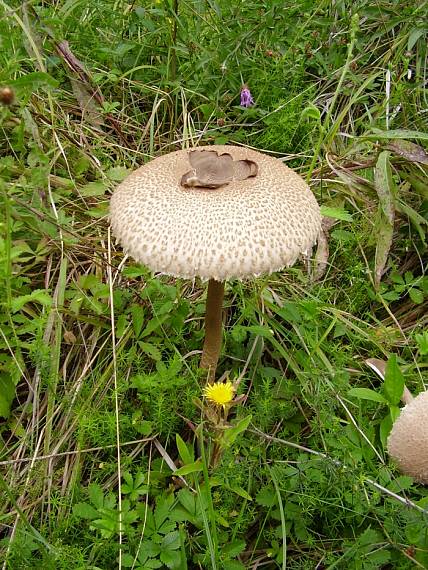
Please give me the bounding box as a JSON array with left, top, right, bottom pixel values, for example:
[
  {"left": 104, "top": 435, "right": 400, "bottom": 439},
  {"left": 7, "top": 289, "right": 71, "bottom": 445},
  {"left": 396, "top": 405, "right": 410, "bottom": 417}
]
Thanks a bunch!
[
  {"left": 387, "top": 391, "right": 428, "bottom": 484},
  {"left": 110, "top": 145, "right": 321, "bottom": 281}
]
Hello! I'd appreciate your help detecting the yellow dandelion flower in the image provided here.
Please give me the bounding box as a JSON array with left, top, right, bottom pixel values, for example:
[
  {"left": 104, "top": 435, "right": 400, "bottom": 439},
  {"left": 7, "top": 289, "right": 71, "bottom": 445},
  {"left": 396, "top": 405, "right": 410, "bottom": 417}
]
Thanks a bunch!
[{"left": 203, "top": 381, "right": 234, "bottom": 407}]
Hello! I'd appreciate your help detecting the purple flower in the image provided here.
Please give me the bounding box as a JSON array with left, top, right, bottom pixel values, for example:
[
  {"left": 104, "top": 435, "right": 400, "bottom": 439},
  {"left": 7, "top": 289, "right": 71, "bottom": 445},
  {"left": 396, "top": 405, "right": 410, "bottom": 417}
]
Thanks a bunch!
[{"left": 240, "top": 85, "right": 254, "bottom": 108}]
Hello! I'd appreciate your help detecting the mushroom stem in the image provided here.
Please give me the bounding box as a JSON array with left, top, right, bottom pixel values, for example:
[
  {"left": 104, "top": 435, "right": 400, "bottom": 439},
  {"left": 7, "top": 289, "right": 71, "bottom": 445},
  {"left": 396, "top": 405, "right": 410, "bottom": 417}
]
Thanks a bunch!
[{"left": 200, "top": 279, "right": 225, "bottom": 381}]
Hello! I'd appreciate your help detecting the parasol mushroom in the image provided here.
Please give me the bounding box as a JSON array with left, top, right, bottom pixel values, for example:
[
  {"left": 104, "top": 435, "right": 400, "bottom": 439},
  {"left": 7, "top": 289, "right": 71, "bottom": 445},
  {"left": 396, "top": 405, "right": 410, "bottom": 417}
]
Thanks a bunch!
[
  {"left": 387, "top": 389, "right": 428, "bottom": 484},
  {"left": 110, "top": 145, "right": 321, "bottom": 380}
]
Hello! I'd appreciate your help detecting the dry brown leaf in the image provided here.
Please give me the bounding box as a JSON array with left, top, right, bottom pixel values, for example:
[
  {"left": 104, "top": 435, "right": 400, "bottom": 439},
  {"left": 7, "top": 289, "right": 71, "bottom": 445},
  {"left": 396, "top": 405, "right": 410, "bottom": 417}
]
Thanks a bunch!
[
  {"left": 388, "top": 140, "right": 428, "bottom": 165},
  {"left": 365, "top": 358, "right": 387, "bottom": 380},
  {"left": 70, "top": 77, "right": 104, "bottom": 129},
  {"left": 374, "top": 151, "right": 395, "bottom": 288}
]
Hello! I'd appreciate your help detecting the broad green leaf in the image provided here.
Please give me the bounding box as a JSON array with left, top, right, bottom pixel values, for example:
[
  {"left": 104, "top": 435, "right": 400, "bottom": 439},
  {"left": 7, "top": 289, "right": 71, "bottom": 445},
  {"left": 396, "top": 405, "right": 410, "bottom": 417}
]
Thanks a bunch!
[
  {"left": 12, "top": 71, "right": 59, "bottom": 90},
  {"left": 221, "top": 415, "right": 252, "bottom": 448},
  {"left": 407, "top": 28, "right": 427, "bottom": 51},
  {"left": 145, "top": 560, "right": 163, "bottom": 569},
  {"left": 348, "top": 387, "right": 387, "bottom": 404},
  {"left": 121, "top": 553, "right": 135, "bottom": 567},
  {"left": 331, "top": 229, "right": 354, "bottom": 242},
  {"left": 176, "top": 434, "right": 193, "bottom": 465},
  {"left": 227, "top": 485, "right": 252, "bottom": 501},
  {"left": 278, "top": 302, "right": 302, "bottom": 323},
  {"left": 383, "top": 355, "right": 404, "bottom": 405},
  {"left": 174, "top": 460, "right": 203, "bottom": 476},
  {"left": 395, "top": 200, "right": 427, "bottom": 245},
  {"left": 367, "top": 128, "right": 428, "bottom": 141},
  {"left": 389, "top": 404, "right": 401, "bottom": 422},
  {"left": 301, "top": 103, "right": 321, "bottom": 121}
]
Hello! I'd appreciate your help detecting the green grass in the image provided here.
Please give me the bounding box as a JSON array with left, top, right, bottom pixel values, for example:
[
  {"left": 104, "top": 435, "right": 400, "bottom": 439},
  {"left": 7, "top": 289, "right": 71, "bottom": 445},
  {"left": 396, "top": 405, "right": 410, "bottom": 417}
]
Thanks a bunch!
[{"left": 1, "top": 0, "right": 428, "bottom": 568}]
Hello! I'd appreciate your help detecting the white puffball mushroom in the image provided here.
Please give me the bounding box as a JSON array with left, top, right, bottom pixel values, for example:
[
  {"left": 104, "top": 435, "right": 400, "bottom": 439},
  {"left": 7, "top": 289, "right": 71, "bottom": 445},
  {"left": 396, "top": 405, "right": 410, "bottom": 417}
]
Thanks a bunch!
[{"left": 387, "top": 390, "right": 428, "bottom": 484}]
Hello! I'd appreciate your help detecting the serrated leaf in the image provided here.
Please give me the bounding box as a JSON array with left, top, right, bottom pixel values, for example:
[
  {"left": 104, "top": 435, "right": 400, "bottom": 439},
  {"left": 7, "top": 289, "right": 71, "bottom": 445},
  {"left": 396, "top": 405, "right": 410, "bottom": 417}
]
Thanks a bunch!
[
  {"left": 383, "top": 355, "right": 404, "bottom": 405},
  {"left": 72, "top": 502, "right": 99, "bottom": 520},
  {"left": 140, "top": 540, "right": 161, "bottom": 558},
  {"left": 88, "top": 483, "right": 105, "bottom": 509},
  {"left": 246, "top": 326, "right": 273, "bottom": 338},
  {"left": 80, "top": 181, "right": 107, "bottom": 196},
  {"left": 348, "top": 387, "right": 387, "bottom": 404},
  {"left": 256, "top": 486, "right": 277, "bottom": 508},
  {"left": 138, "top": 341, "right": 162, "bottom": 361},
  {"left": 160, "top": 550, "right": 179, "bottom": 568},
  {"left": 106, "top": 166, "right": 130, "bottom": 181},
  {"left": 408, "top": 287, "right": 424, "bottom": 304},
  {"left": 131, "top": 304, "right": 145, "bottom": 337},
  {"left": 320, "top": 206, "right": 353, "bottom": 221},
  {"left": 223, "top": 539, "right": 246, "bottom": 558},
  {"left": 177, "top": 488, "right": 197, "bottom": 516},
  {"left": 161, "top": 530, "right": 180, "bottom": 550},
  {"left": 11, "top": 289, "right": 52, "bottom": 313},
  {"left": 222, "top": 561, "right": 246, "bottom": 570},
  {"left": 140, "top": 314, "right": 169, "bottom": 338},
  {"left": 331, "top": 229, "right": 354, "bottom": 242}
]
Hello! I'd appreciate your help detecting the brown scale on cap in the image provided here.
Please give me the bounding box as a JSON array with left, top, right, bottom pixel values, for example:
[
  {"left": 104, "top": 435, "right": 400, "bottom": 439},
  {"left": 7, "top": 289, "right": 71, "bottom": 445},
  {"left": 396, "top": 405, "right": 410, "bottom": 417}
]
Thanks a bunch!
[
  {"left": 110, "top": 145, "right": 321, "bottom": 282},
  {"left": 387, "top": 391, "right": 428, "bottom": 484}
]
